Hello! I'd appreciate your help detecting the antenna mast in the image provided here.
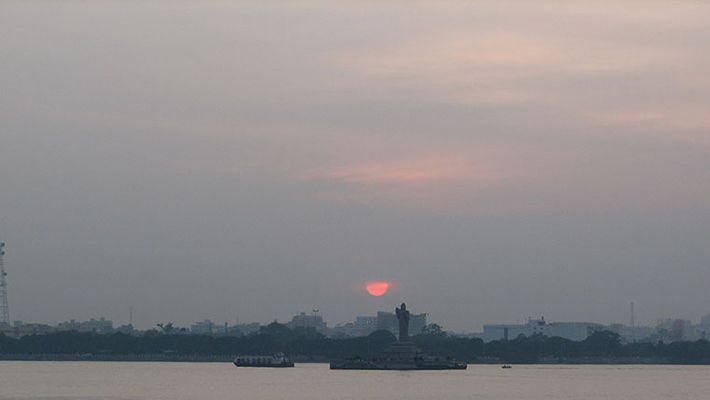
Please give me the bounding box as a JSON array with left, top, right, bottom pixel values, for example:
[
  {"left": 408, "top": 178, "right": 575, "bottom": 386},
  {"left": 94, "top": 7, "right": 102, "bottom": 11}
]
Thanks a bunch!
[
  {"left": 0, "top": 242, "right": 9, "bottom": 325},
  {"left": 630, "top": 301, "right": 635, "bottom": 342}
]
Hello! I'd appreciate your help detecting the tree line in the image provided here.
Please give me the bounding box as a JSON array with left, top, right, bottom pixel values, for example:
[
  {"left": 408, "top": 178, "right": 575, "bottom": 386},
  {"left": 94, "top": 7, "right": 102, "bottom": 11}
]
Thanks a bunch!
[{"left": 1, "top": 322, "right": 709, "bottom": 364}]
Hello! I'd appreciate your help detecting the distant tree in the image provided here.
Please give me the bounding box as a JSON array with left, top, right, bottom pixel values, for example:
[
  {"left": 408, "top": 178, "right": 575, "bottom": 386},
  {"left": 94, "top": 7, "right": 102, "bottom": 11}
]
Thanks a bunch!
[
  {"left": 582, "top": 331, "right": 621, "bottom": 356},
  {"left": 665, "top": 339, "right": 710, "bottom": 364},
  {"left": 157, "top": 322, "right": 175, "bottom": 335},
  {"left": 142, "top": 329, "right": 160, "bottom": 337},
  {"left": 420, "top": 323, "right": 444, "bottom": 336},
  {"left": 2, "top": 327, "right": 709, "bottom": 364},
  {"left": 259, "top": 322, "right": 291, "bottom": 337},
  {"left": 291, "top": 326, "right": 325, "bottom": 340}
]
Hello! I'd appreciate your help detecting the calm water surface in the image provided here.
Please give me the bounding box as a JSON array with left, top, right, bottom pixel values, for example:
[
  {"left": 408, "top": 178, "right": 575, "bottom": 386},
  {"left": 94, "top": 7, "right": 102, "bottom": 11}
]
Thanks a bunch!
[{"left": 1, "top": 362, "right": 709, "bottom": 400}]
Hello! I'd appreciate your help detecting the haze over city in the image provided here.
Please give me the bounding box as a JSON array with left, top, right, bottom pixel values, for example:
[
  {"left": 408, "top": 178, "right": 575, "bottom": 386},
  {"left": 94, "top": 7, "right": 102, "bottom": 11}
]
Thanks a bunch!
[{"left": 1, "top": 1, "right": 709, "bottom": 332}]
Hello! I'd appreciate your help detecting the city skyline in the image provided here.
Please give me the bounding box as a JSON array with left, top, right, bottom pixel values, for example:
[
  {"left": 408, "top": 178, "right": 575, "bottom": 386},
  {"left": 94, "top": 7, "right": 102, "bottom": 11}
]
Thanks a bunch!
[
  {"left": 3, "top": 285, "right": 708, "bottom": 334},
  {"left": 4, "top": 305, "right": 710, "bottom": 344}
]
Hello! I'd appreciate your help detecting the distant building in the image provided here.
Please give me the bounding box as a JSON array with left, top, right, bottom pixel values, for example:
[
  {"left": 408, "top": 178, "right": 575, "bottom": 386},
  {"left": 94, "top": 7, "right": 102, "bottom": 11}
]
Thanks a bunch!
[
  {"left": 115, "top": 324, "right": 136, "bottom": 335},
  {"left": 410, "top": 313, "right": 427, "bottom": 335},
  {"left": 56, "top": 318, "right": 113, "bottom": 334},
  {"left": 672, "top": 319, "right": 687, "bottom": 341},
  {"left": 481, "top": 324, "right": 528, "bottom": 342},
  {"left": 233, "top": 322, "right": 261, "bottom": 336},
  {"left": 698, "top": 315, "right": 710, "bottom": 339},
  {"left": 546, "top": 322, "right": 606, "bottom": 341},
  {"left": 0, "top": 322, "right": 13, "bottom": 337},
  {"left": 376, "top": 311, "right": 398, "bottom": 334},
  {"left": 701, "top": 314, "right": 710, "bottom": 328},
  {"left": 191, "top": 319, "right": 215, "bottom": 335},
  {"left": 287, "top": 312, "right": 327, "bottom": 332},
  {"left": 608, "top": 323, "right": 654, "bottom": 343},
  {"left": 55, "top": 320, "right": 79, "bottom": 332},
  {"left": 635, "top": 326, "right": 655, "bottom": 341},
  {"left": 655, "top": 318, "right": 699, "bottom": 342},
  {"left": 482, "top": 318, "right": 605, "bottom": 342},
  {"left": 354, "top": 316, "right": 378, "bottom": 336},
  {"left": 16, "top": 322, "right": 54, "bottom": 336},
  {"left": 214, "top": 322, "right": 231, "bottom": 335},
  {"left": 0, "top": 321, "right": 55, "bottom": 338},
  {"left": 329, "top": 322, "right": 358, "bottom": 338}
]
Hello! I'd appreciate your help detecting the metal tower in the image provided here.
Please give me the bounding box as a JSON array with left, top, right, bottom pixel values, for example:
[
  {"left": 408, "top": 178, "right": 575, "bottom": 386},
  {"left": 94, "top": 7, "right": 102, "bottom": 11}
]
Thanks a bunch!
[
  {"left": 0, "top": 242, "right": 9, "bottom": 325},
  {"left": 630, "top": 301, "right": 635, "bottom": 343}
]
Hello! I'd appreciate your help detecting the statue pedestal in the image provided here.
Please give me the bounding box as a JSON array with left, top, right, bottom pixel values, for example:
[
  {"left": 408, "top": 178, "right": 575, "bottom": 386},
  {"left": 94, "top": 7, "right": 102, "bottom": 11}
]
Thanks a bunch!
[
  {"left": 375, "top": 341, "right": 423, "bottom": 366},
  {"left": 383, "top": 341, "right": 421, "bottom": 357}
]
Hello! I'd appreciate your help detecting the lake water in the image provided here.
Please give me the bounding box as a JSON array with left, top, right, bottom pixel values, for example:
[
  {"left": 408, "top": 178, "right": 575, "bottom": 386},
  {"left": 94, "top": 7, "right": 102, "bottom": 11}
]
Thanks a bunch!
[{"left": 1, "top": 362, "right": 709, "bottom": 400}]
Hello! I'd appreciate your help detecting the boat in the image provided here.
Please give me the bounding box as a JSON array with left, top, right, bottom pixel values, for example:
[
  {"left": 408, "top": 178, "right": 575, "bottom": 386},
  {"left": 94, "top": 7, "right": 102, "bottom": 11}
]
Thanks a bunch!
[
  {"left": 233, "top": 353, "right": 294, "bottom": 368},
  {"left": 330, "top": 353, "right": 467, "bottom": 370},
  {"left": 330, "top": 341, "right": 467, "bottom": 370}
]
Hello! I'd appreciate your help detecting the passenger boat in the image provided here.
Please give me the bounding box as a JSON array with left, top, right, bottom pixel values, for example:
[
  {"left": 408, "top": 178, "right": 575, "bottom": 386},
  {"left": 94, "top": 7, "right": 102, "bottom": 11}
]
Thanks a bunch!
[
  {"left": 330, "top": 341, "right": 467, "bottom": 370},
  {"left": 233, "top": 353, "right": 294, "bottom": 368}
]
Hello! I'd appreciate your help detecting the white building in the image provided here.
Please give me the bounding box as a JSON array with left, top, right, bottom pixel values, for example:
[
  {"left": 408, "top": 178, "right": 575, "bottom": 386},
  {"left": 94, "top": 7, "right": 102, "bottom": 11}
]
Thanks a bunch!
[
  {"left": 482, "top": 318, "right": 605, "bottom": 342},
  {"left": 287, "top": 312, "right": 327, "bottom": 332},
  {"left": 354, "top": 316, "right": 378, "bottom": 336},
  {"left": 56, "top": 318, "right": 114, "bottom": 334},
  {"left": 655, "top": 318, "right": 703, "bottom": 342},
  {"left": 191, "top": 319, "right": 215, "bottom": 335},
  {"left": 546, "top": 322, "right": 605, "bottom": 341}
]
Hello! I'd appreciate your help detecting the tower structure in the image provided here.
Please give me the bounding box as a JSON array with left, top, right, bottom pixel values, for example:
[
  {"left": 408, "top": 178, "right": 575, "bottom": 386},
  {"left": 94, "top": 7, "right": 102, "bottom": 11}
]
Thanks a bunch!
[
  {"left": 0, "top": 242, "right": 9, "bottom": 325},
  {"left": 630, "top": 301, "right": 635, "bottom": 342}
]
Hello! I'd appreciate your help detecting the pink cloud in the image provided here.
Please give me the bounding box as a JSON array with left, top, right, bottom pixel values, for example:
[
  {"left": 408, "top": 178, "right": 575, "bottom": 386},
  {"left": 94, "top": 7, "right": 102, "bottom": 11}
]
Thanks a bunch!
[
  {"left": 330, "top": 3, "right": 710, "bottom": 139},
  {"left": 322, "top": 157, "right": 478, "bottom": 185},
  {"left": 299, "top": 147, "right": 538, "bottom": 212}
]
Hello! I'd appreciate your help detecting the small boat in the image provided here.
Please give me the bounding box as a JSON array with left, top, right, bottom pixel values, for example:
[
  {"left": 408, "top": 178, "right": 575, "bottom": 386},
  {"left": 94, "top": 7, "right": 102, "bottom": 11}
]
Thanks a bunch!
[
  {"left": 501, "top": 364, "right": 512, "bottom": 369},
  {"left": 233, "top": 353, "right": 294, "bottom": 368}
]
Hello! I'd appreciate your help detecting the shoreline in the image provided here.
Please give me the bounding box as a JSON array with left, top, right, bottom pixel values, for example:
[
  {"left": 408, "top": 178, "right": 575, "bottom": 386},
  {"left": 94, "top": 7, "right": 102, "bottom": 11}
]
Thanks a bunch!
[{"left": 0, "top": 354, "right": 707, "bottom": 365}]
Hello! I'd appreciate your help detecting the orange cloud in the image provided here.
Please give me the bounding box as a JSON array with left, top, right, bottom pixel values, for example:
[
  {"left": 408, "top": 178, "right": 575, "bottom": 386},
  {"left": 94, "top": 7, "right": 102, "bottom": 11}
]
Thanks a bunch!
[
  {"left": 322, "top": 158, "right": 475, "bottom": 185},
  {"left": 299, "top": 148, "right": 535, "bottom": 212}
]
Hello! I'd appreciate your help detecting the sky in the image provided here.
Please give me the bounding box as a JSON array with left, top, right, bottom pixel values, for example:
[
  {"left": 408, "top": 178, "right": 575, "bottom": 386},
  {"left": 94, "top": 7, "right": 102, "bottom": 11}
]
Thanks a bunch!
[{"left": 1, "top": 1, "right": 709, "bottom": 331}]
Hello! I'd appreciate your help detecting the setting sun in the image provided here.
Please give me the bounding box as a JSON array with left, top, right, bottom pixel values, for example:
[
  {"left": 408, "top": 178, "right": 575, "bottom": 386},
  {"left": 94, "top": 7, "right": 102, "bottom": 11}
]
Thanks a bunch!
[{"left": 365, "top": 281, "right": 390, "bottom": 297}]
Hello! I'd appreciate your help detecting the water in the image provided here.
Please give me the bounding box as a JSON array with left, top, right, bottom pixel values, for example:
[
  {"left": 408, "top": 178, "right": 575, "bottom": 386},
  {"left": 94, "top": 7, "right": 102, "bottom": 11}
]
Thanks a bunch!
[{"left": 1, "top": 362, "right": 709, "bottom": 400}]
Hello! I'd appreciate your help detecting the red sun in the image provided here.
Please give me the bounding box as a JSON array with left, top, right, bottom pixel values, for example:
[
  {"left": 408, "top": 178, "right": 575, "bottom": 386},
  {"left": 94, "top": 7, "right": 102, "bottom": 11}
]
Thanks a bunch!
[{"left": 366, "top": 281, "right": 390, "bottom": 297}]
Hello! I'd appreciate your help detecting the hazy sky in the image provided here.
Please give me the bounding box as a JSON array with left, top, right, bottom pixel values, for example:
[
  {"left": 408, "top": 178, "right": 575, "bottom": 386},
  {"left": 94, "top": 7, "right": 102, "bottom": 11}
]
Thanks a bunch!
[{"left": 1, "top": 1, "right": 709, "bottom": 331}]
